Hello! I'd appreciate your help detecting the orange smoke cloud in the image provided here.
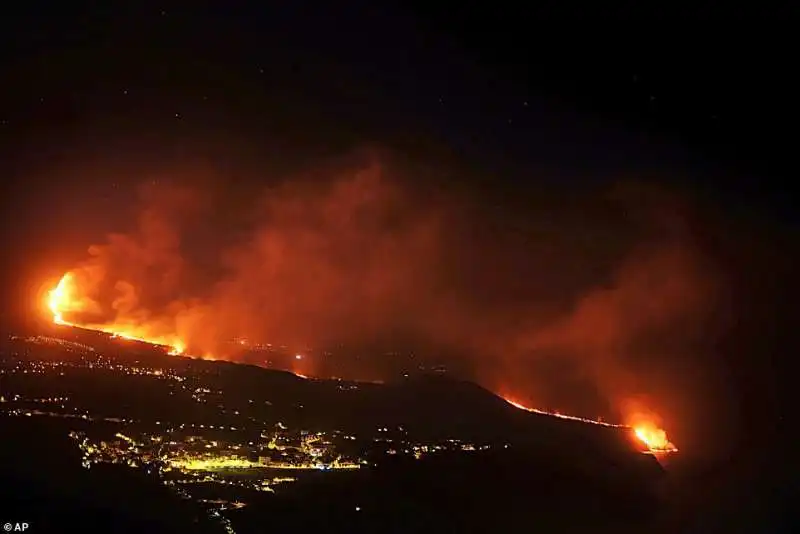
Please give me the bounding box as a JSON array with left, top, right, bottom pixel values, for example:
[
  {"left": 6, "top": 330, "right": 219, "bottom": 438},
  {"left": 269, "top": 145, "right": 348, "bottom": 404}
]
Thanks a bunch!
[{"left": 45, "top": 151, "right": 720, "bottom": 449}]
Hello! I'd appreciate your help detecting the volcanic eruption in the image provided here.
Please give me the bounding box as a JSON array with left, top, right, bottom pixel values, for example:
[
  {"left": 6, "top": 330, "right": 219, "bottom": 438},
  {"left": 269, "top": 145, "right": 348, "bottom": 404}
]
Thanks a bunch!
[
  {"left": 43, "top": 273, "right": 678, "bottom": 453},
  {"left": 37, "top": 156, "right": 702, "bottom": 456},
  {"left": 47, "top": 271, "right": 186, "bottom": 355}
]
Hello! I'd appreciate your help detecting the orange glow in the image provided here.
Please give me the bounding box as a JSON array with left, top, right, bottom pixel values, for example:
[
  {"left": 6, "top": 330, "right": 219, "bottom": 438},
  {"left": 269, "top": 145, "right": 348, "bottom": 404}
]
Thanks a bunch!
[
  {"left": 502, "top": 395, "right": 678, "bottom": 454},
  {"left": 45, "top": 270, "right": 678, "bottom": 455},
  {"left": 47, "top": 273, "right": 75, "bottom": 325},
  {"left": 46, "top": 273, "right": 186, "bottom": 356},
  {"left": 502, "top": 395, "right": 623, "bottom": 428},
  {"left": 632, "top": 422, "right": 678, "bottom": 453},
  {"left": 624, "top": 404, "right": 679, "bottom": 453}
]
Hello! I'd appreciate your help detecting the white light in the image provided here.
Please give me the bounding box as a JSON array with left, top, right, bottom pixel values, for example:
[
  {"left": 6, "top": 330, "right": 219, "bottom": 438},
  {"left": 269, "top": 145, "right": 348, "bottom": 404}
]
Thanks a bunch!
[{"left": 355, "top": 506, "right": 361, "bottom": 512}]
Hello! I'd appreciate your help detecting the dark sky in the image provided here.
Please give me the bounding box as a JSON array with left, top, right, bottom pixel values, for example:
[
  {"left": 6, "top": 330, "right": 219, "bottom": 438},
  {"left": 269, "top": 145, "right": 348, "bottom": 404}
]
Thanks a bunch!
[
  {"left": 1, "top": 4, "right": 795, "bottom": 243},
  {"left": 2, "top": 4, "right": 796, "bottom": 195},
  {"left": 0, "top": 2, "right": 796, "bottom": 461}
]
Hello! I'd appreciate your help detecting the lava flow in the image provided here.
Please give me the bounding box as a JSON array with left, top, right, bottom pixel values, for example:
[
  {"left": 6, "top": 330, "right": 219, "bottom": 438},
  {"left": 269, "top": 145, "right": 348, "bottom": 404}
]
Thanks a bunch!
[
  {"left": 632, "top": 422, "right": 678, "bottom": 453},
  {"left": 502, "top": 396, "right": 678, "bottom": 454},
  {"left": 46, "top": 273, "right": 186, "bottom": 356},
  {"left": 45, "top": 272, "right": 677, "bottom": 454}
]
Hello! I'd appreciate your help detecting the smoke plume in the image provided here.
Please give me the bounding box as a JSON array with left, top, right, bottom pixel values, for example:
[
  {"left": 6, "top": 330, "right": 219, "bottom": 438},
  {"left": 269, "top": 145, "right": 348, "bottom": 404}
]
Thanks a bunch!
[{"left": 54, "top": 149, "right": 721, "bottom": 443}]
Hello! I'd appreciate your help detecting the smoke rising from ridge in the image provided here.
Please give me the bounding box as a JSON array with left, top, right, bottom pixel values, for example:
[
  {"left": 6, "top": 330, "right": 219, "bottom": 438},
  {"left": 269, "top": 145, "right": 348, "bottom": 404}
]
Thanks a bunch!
[{"left": 51, "top": 149, "right": 721, "bottom": 440}]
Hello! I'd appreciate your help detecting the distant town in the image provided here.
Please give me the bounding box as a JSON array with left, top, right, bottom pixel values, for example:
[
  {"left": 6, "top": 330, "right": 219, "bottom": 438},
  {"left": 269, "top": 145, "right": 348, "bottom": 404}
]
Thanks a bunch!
[{"left": 1, "top": 331, "right": 507, "bottom": 533}]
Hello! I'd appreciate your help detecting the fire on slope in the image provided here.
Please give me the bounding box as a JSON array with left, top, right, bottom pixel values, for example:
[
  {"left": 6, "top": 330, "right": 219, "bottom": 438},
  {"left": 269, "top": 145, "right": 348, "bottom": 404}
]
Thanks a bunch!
[
  {"left": 45, "top": 272, "right": 677, "bottom": 454},
  {"left": 501, "top": 396, "right": 678, "bottom": 454},
  {"left": 633, "top": 424, "right": 678, "bottom": 453},
  {"left": 46, "top": 272, "right": 186, "bottom": 356}
]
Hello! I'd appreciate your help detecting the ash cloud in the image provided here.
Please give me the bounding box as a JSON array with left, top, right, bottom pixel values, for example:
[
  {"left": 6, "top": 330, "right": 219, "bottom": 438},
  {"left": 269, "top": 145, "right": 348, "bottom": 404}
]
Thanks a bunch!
[{"left": 59, "top": 149, "right": 721, "bottom": 439}]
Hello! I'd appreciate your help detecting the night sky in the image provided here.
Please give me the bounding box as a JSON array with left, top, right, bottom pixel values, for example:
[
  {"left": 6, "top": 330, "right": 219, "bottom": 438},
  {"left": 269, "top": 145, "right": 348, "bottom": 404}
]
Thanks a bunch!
[{"left": 1, "top": 3, "right": 796, "bottom": 464}]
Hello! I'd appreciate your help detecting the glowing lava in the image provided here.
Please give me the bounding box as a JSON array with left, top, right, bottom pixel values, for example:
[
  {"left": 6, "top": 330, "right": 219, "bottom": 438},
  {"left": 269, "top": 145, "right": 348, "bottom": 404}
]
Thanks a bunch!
[
  {"left": 632, "top": 422, "right": 678, "bottom": 453},
  {"left": 46, "top": 272, "right": 677, "bottom": 453},
  {"left": 47, "top": 273, "right": 74, "bottom": 325},
  {"left": 503, "top": 396, "right": 623, "bottom": 427},
  {"left": 502, "top": 396, "right": 677, "bottom": 454},
  {"left": 46, "top": 273, "right": 186, "bottom": 356}
]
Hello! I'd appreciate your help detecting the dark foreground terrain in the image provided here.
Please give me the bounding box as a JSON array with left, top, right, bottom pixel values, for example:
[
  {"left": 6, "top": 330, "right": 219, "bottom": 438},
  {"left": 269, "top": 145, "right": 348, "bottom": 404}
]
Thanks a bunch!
[
  {"left": 1, "top": 324, "right": 793, "bottom": 533},
  {"left": 4, "top": 417, "right": 664, "bottom": 534},
  {"left": 4, "top": 416, "right": 790, "bottom": 534}
]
